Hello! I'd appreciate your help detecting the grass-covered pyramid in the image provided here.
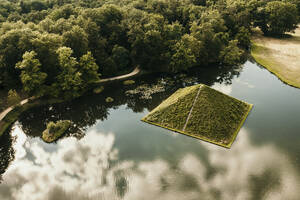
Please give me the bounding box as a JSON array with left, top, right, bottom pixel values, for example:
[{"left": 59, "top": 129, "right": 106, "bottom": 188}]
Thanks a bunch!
[{"left": 142, "top": 84, "right": 253, "bottom": 148}]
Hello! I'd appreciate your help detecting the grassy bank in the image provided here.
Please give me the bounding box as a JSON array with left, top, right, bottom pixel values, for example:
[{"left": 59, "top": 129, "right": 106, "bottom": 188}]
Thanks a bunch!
[{"left": 251, "top": 26, "right": 300, "bottom": 88}]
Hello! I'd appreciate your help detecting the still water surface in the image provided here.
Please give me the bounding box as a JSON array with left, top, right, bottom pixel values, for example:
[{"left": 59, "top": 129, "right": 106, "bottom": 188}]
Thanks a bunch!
[{"left": 0, "top": 61, "right": 299, "bottom": 200}]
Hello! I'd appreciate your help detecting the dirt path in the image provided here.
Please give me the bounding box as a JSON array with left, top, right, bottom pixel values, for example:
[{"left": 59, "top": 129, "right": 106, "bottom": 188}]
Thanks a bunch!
[
  {"left": 0, "top": 67, "right": 140, "bottom": 124},
  {"left": 0, "top": 99, "right": 29, "bottom": 121},
  {"left": 251, "top": 26, "right": 300, "bottom": 88},
  {"left": 97, "top": 67, "right": 140, "bottom": 83}
]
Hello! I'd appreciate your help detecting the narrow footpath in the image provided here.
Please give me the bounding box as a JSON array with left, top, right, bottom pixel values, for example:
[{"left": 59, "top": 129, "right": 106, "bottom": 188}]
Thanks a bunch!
[
  {"left": 0, "top": 67, "right": 141, "bottom": 125},
  {"left": 0, "top": 99, "right": 29, "bottom": 121},
  {"left": 97, "top": 67, "right": 140, "bottom": 83}
]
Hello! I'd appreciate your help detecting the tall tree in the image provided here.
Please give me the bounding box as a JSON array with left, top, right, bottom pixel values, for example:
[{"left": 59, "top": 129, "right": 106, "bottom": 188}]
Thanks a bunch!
[
  {"left": 54, "top": 47, "right": 83, "bottom": 99},
  {"left": 170, "top": 39, "right": 196, "bottom": 72},
  {"left": 256, "top": 1, "right": 298, "bottom": 36},
  {"left": 111, "top": 45, "right": 130, "bottom": 70},
  {"left": 62, "top": 25, "right": 88, "bottom": 58},
  {"left": 219, "top": 40, "right": 243, "bottom": 66},
  {"left": 16, "top": 51, "right": 47, "bottom": 96},
  {"left": 79, "top": 51, "right": 100, "bottom": 85}
]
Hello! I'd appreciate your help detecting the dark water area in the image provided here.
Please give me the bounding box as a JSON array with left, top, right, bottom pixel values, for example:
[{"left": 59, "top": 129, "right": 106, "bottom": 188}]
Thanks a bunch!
[{"left": 0, "top": 61, "right": 299, "bottom": 200}]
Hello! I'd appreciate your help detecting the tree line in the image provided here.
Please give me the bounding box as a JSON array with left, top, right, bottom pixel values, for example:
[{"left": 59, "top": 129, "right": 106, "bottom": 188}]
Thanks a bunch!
[{"left": 0, "top": 0, "right": 299, "bottom": 99}]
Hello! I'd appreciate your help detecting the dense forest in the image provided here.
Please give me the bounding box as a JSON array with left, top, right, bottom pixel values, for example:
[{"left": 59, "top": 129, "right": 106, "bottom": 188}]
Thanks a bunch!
[{"left": 0, "top": 0, "right": 299, "bottom": 99}]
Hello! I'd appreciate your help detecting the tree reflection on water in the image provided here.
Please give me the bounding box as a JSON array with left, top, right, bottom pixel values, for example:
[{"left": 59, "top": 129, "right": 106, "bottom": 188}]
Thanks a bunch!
[
  {"left": 16, "top": 64, "right": 242, "bottom": 140},
  {"left": 0, "top": 131, "right": 15, "bottom": 182},
  {"left": 0, "top": 64, "right": 244, "bottom": 197},
  {"left": 0, "top": 62, "right": 300, "bottom": 200}
]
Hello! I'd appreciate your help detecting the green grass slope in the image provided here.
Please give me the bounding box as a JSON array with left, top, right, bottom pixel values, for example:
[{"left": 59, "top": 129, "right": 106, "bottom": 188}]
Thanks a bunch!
[
  {"left": 142, "top": 85, "right": 199, "bottom": 130},
  {"left": 142, "top": 84, "right": 253, "bottom": 148},
  {"left": 184, "top": 85, "right": 252, "bottom": 147}
]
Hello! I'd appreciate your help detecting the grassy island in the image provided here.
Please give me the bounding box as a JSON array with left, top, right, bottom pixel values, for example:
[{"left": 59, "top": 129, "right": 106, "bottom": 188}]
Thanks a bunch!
[
  {"left": 142, "top": 84, "right": 253, "bottom": 148},
  {"left": 251, "top": 26, "right": 300, "bottom": 88},
  {"left": 42, "top": 120, "right": 71, "bottom": 143}
]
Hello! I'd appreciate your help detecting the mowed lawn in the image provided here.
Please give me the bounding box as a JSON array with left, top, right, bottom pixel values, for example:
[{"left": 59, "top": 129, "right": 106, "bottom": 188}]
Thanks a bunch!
[{"left": 251, "top": 26, "right": 300, "bottom": 88}]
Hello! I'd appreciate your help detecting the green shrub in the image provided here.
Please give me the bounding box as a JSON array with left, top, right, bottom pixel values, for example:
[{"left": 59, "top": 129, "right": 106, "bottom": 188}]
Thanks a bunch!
[
  {"left": 7, "top": 90, "right": 21, "bottom": 106},
  {"left": 42, "top": 120, "right": 71, "bottom": 143}
]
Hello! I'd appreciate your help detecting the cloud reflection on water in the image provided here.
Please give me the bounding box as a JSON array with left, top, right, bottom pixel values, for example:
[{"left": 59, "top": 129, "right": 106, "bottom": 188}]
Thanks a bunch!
[
  {"left": 212, "top": 83, "right": 232, "bottom": 95},
  {"left": 0, "top": 126, "right": 299, "bottom": 200}
]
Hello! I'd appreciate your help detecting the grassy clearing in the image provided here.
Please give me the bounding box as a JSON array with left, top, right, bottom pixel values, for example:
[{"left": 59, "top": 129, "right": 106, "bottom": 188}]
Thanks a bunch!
[
  {"left": 142, "top": 84, "right": 253, "bottom": 148},
  {"left": 42, "top": 120, "right": 71, "bottom": 143},
  {"left": 251, "top": 26, "right": 300, "bottom": 88}
]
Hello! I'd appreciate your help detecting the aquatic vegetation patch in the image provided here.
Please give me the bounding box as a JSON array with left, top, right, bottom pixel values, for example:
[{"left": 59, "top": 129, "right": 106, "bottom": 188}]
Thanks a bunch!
[
  {"left": 105, "top": 97, "right": 114, "bottom": 103},
  {"left": 93, "top": 86, "right": 105, "bottom": 94},
  {"left": 42, "top": 120, "right": 71, "bottom": 143},
  {"left": 142, "top": 84, "right": 253, "bottom": 148},
  {"left": 125, "top": 82, "right": 165, "bottom": 100},
  {"left": 123, "top": 80, "right": 135, "bottom": 85}
]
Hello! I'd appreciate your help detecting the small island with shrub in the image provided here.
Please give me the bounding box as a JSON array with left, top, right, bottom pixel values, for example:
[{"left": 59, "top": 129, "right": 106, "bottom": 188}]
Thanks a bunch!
[{"left": 42, "top": 120, "right": 71, "bottom": 143}]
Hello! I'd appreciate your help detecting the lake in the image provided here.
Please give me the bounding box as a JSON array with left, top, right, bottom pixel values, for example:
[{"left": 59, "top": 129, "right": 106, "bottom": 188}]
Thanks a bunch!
[{"left": 0, "top": 60, "right": 299, "bottom": 200}]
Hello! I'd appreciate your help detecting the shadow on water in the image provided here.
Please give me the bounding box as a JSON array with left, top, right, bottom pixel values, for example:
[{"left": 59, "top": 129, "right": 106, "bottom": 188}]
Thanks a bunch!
[
  {"left": 15, "top": 64, "right": 241, "bottom": 140},
  {"left": 1, "top": 61, "right": 300, "bottom": 200},
  {"left": 0, "top": 130, "right": 15, "bottom": 182},
  {"left": 0, "top": 64, "right": 241, "bottom": 198}
]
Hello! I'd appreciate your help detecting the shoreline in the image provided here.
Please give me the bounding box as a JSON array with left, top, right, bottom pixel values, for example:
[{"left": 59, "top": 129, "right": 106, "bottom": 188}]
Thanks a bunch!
[
  {"left": 3, "top": 32, "right": 299, "bottom": 138},
  {"left": 251, "top": 43, "right": 300, "bottom": 89},
  {"left": 251, "top": 27, "right": 300, "bottom": 89},
  {"left": 0, "top": 98, "right": 63, "bottom": 137},
  {"left": 0, "top": 67, "right": 142, "bottom": 137}
]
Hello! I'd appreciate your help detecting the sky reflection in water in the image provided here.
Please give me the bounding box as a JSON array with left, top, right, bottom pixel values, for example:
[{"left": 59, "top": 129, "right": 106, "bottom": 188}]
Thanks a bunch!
[
  {"left": 1, "top": 125, "right": 299, "bottom": 200},
  {"left": 0, "top": 61, "right": 300, "bottom": 200}
]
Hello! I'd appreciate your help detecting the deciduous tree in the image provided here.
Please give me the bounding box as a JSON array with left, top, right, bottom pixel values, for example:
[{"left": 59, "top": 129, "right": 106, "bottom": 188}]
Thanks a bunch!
[
  {"left": 16, "top": 51, "right": 47, "bottom": 96},
  {"left": 55, "top": 47, "right": 83, "bottom": 99}
]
